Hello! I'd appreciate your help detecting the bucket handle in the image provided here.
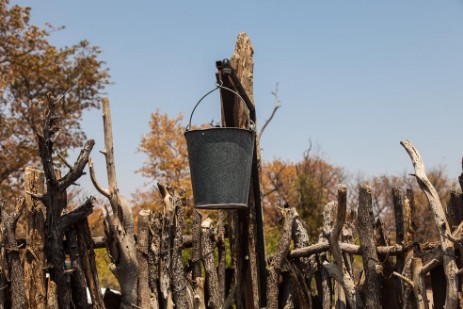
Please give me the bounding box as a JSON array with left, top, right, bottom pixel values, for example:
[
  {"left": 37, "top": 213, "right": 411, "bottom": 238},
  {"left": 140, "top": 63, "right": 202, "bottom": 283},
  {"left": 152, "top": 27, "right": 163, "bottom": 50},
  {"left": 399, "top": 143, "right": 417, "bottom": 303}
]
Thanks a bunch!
[{"left": 186, "top": 83, "right": 255, "bottom": 131}]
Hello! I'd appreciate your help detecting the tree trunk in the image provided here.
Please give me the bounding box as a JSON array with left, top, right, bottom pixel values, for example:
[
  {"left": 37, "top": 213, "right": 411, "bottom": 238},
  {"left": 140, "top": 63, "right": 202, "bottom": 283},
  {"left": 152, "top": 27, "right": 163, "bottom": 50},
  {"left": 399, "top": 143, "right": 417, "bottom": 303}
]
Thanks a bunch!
[
  {"left": 149, "top": 212, "right": 161, "bottom": 309},
  {"left": 266, "top": 208, "right": 296, "bottom": 309},
  {"left": 357, "top": 185, "right": 382, "bottom": 308},
  {"left": 201, "top": 218, "right": 222, "bottom": 309},
  {"left": 171, "top": 191, "right": 189, "bottom": 309},
  {"left": 217, "top": 210, "right": 226, "bottom": 303},
  {"left": 66, "top": 228, "right": 88, "bottom": 309},
  {"left": 137, "top": 209, "right": 151, "bottom": 309},
  {"left": 401, "top": 140, "right": 459, "bottom": 309},
  {"left": 375, "top": 218, "right": 399, "bottom": 309},
  {"left": 75, "top": 219, "right": 105, "bottom": 309},
  {"left": 2, "top": 198, "right": 27, "bottom": 309},
  {"left": 223, "top": 32, "right": 265, "bottom": 308},
  {"left": 23, "top": 167, "right": 46, "bottom": 309},
  {"left": 88, "top": 98, "right": 138, "bottom": 308},
  {"left": 291, "top": 211, "right": 317, "bottom": 288},
  {"left": 191, "top": 210, "right": 205, "bottom": 309},
  {"left": 412, "top": 258, "right": 429, "bottom": 309}
]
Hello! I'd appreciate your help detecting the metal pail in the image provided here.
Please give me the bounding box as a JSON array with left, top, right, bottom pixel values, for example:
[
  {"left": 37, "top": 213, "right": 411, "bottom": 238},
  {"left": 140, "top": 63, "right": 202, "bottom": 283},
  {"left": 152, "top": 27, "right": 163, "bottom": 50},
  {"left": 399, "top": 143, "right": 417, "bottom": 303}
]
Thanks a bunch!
[
  {"left": 184, "top": 84, "right": 256, "bottom": 209},
  {"left": 185, "top": 127, "right": 255, "bottom": 209}
]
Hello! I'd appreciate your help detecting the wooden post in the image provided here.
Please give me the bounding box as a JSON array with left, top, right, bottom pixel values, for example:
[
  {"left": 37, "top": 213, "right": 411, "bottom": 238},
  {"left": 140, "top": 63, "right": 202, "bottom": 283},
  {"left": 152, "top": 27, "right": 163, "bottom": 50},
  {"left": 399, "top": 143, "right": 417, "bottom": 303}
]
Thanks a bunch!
[
  {"left": 1, "top": 197, "right": 27, "bottom": 309},
  {"left": 66, "top": 228, "right": 89, "bottom": 309},
  {"left": 393, "top": 187, "right": 415, "bottom": 309},
  {"left": 75, "top": 219, "right": 105, "bottom": 309},
  {"left": 357, "top": 185, "right": 382, "bottom": 308},
  {"left": 23, "top": 167, "right": 46, "bottom": 309},
  {"left": 401, "top": 140, "right": 459, "bottom": 309},
  {"left": 88, "top": 97, "right": 138, "bottom": 309},
  {"left": 137, "top": 209, "right": 151, "bottom": 309},
  {"left": 219, "top": 32, "right": 266, "bottom": 308}
]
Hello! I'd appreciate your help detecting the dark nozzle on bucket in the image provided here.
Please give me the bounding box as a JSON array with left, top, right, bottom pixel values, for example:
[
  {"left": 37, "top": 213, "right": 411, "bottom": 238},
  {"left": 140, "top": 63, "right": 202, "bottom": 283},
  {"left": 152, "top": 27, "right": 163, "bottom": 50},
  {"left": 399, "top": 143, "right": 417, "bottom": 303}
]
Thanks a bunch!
[{"left": 185, "top": 127, "right": 255, "bottom": 210}]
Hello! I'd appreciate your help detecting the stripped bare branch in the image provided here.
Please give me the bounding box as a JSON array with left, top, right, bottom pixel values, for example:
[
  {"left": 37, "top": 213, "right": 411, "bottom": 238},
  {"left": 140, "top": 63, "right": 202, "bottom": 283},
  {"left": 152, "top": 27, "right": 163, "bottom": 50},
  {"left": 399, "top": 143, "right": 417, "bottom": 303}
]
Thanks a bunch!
[
  {"left": 260, "top": 83, "right": 281, "bottom": 137},
  {"left": 88, "top": 157, "right": 110, "bottom": 198},
  {"left": 393, "top": 272, "right": 414, "bottom": 288}
]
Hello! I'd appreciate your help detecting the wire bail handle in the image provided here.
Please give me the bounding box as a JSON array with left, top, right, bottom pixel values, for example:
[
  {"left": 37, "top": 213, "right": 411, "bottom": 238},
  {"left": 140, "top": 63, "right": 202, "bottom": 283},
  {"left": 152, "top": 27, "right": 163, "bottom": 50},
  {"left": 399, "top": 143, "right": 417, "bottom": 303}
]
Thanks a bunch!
[{"left": 186, "top": 82, "right": 256, "bottom": 131}]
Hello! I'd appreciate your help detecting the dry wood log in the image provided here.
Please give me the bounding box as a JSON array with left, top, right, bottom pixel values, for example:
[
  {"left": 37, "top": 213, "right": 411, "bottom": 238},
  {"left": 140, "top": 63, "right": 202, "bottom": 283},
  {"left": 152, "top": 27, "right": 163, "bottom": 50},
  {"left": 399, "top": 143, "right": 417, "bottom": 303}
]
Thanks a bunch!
[
  {"left": 228, "top": 32, "right": 264, "bottom": 308},
  {"left": 88, "top": 97, "right": 138, "bottom": 309},
  {"left": 23, "top": 167, "right": 46, "bottom": 309},
  {"left": 412, "top": 258, "right": 429, "bottom": 309},
  {"left": 291, "top": 209, "right": 317, "bottom": 287},
  {"left": 0, "top": 197, "right": 5, "bottom": 309},
  {"left": 191, "top": 210, "right": 204, "bottom": 309},
  {"left": 66, "top": 228, "right": 88, "bottom": 309},
  {"left": 401, "top": 139, "right": 460, "bottom": 309},
  {"left": 217, "top": 210, "right": 226, "bottom": 304},
  {"left": 201, "top": 218, "right": 222, "bottom": 309},
  {"left": 169, "top": 188, "right": 189, "bottom": 309},
  {"left": 193, "top": 278, "right": 206, "bottom": 309},
  {"left": 322, "top": 186, "right": 356, "bottom": 309},
  {"left": 157, "top": 185, "right": 174, "bottom": 309},
  {"left": 289, "top": 240, "right": 405, "bottom": 258},
  {"left": 446, "top": 191, "right": 463, "bottom": 304},
  {"left": 191, "top": 210, "right": 202, "bottom": 285},
  {"left": 266, "top": 207, "right": 297, "bottom": 309},
  {"left": 75, "top": 219, "right": 105, "bottom": 309},
  {"left": 405, "top": 190, "right": 418, "bottom": 307},
  {"left": 228, "top": 211, "right": 243, "bottom": 309},
  {"left": 375, "top": 218, "right": 399, "bottom": 309},
  {"left": 393, "top": 187, "right": 415, "bottom": 309},
  {"left": 1, "top": 197, "right": 27, "bottom": 309},
  {"left": 357, "top": 185, "right": 382, "bottom": 308},
  {"left": 320, "top": 255, "right": 332, "bottom": 309},
  {"left": 148, "top": 212, "right": 162, "bottom": 309},
  {"left": 341, "top": 220, "right": 355, "bottom": 285},
  {"left": 279, "top": 270, "right": 302, "bottom": 309},
  {"left": 137, "top": 209, "right": 151, "bottom": 309}
]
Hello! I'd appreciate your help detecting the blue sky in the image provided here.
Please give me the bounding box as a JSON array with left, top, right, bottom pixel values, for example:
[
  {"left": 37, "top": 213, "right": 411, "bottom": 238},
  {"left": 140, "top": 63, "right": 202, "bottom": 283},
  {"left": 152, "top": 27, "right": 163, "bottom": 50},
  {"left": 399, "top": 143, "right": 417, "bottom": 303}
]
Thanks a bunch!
[{"left": 14, "top": 1, "right": 463, "bottom": 198}]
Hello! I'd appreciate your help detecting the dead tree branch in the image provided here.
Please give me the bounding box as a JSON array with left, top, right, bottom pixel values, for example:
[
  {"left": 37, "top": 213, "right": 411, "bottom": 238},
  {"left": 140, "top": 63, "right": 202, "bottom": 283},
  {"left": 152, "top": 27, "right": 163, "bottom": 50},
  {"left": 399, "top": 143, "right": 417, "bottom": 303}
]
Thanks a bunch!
[
  {"left": 89, "top": 97, "right": 138, "bottom": 309},
  {"left": 401, "top": 139, "right": 459, "bottom": 309},
  {"left": 357, "top": 185, "right": 382, "bottom": 308},
  {"left": 260, "top": 83, "right": 281, "bottom": 138},
  {"left": 322, "top": 185, "right": 356, "bottom": 308},
  {"left": 266, "top": 207, "right": 297, "bottom": 309}
]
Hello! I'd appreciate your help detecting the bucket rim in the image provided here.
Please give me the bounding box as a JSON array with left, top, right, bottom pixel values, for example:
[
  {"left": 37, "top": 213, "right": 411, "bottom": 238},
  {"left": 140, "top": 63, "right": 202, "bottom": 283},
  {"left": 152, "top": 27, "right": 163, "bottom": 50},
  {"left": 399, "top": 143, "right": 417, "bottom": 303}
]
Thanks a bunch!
[{"left": 184, "top": 126, "right": 256, "bottom": 135}]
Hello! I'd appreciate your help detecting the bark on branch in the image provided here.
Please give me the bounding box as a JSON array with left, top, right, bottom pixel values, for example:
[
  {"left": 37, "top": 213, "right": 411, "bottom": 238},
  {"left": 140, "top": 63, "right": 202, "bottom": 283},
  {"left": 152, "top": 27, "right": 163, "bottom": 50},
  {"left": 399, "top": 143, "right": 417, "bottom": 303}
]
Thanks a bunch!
[
  {"left": 266, "top": 207, "right": 297, "bottom": 309},
  {"left": 357, "top": 185, "right": 382, "bottom": 308},
  {"left": 89, "top": 97, "right": 138, "bottom": 309},
  {"left": 322, "top": 185, "right": 356, "bottom": 308},
  {"left": 401, "top": 139, "right": 459, "bottom": 309}
]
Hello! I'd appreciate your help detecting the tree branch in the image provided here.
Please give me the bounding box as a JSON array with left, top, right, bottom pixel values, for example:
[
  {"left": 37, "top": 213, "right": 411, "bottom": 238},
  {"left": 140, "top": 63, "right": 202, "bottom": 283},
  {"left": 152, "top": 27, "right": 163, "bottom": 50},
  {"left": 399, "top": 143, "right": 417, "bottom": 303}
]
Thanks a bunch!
[
  {"left": 59, "top": 196, "right": 95, "bottom": 232},
  {"left": 58, "top": 139, "right": 95, "bottom": 191},
  {"left": 401, "top": 140, "right": 459, "bottom": 308},
  {"left": 260, "top": 83, "right": 281, "bottom": 138},
  {"left": 88, "top": 157, "right": 110, "bottom": 198},
  {"left": 393, "top": 272, "right": 414, "bottom": 288}
]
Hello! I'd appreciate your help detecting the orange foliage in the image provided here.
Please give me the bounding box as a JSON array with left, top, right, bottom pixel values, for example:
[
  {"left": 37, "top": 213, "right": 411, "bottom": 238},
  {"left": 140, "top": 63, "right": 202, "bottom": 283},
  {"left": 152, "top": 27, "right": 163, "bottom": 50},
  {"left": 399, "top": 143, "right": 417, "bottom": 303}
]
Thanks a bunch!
[
  {"left": 261, "top": 147, "right": 345, "bottom": 237},
  {"left": 0, "top": 0, "right": 110, "bottom": 199},
  {"left": 135, "top": 110, "right": 192, "bottom": 211}
]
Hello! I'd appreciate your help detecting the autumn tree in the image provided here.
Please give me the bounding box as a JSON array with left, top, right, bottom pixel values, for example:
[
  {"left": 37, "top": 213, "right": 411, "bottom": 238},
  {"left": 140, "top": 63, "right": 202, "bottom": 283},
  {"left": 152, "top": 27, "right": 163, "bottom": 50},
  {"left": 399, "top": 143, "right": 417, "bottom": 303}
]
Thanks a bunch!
[
  {"left": 354, "top": 165, "right": 457, "bottom": 242},
  {"left": 136, "top": 110, "right": 192, "bottom": 211},
  {"left": 262, "top": 145, "right": 346, "bottom": 239},
  {"left": 0, "top": 0, "right": 110, "bottom": 198}
]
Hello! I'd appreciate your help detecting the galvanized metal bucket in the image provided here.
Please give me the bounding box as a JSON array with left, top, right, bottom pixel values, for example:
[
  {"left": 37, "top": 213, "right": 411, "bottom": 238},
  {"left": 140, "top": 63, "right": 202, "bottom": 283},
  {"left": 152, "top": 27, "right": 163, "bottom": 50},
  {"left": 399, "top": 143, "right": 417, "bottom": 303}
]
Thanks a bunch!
[{"left": 184, "top": 85, "right": 256, "bottom": 209}]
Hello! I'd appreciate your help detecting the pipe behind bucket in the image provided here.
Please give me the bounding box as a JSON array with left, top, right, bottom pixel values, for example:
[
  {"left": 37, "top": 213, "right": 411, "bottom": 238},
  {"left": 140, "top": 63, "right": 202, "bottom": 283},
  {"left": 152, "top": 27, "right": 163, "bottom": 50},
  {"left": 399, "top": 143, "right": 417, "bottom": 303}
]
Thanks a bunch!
[{"left": 184, "top": 127, "right": 255, "bottom": 209}]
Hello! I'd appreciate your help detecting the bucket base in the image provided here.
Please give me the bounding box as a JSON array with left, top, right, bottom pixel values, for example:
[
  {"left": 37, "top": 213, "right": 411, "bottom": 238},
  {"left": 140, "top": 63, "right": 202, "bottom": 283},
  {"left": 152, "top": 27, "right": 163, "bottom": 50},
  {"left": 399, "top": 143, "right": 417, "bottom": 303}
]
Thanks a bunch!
[{"left": 195, "top": 203, "right": 248, "bottom": 210}]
